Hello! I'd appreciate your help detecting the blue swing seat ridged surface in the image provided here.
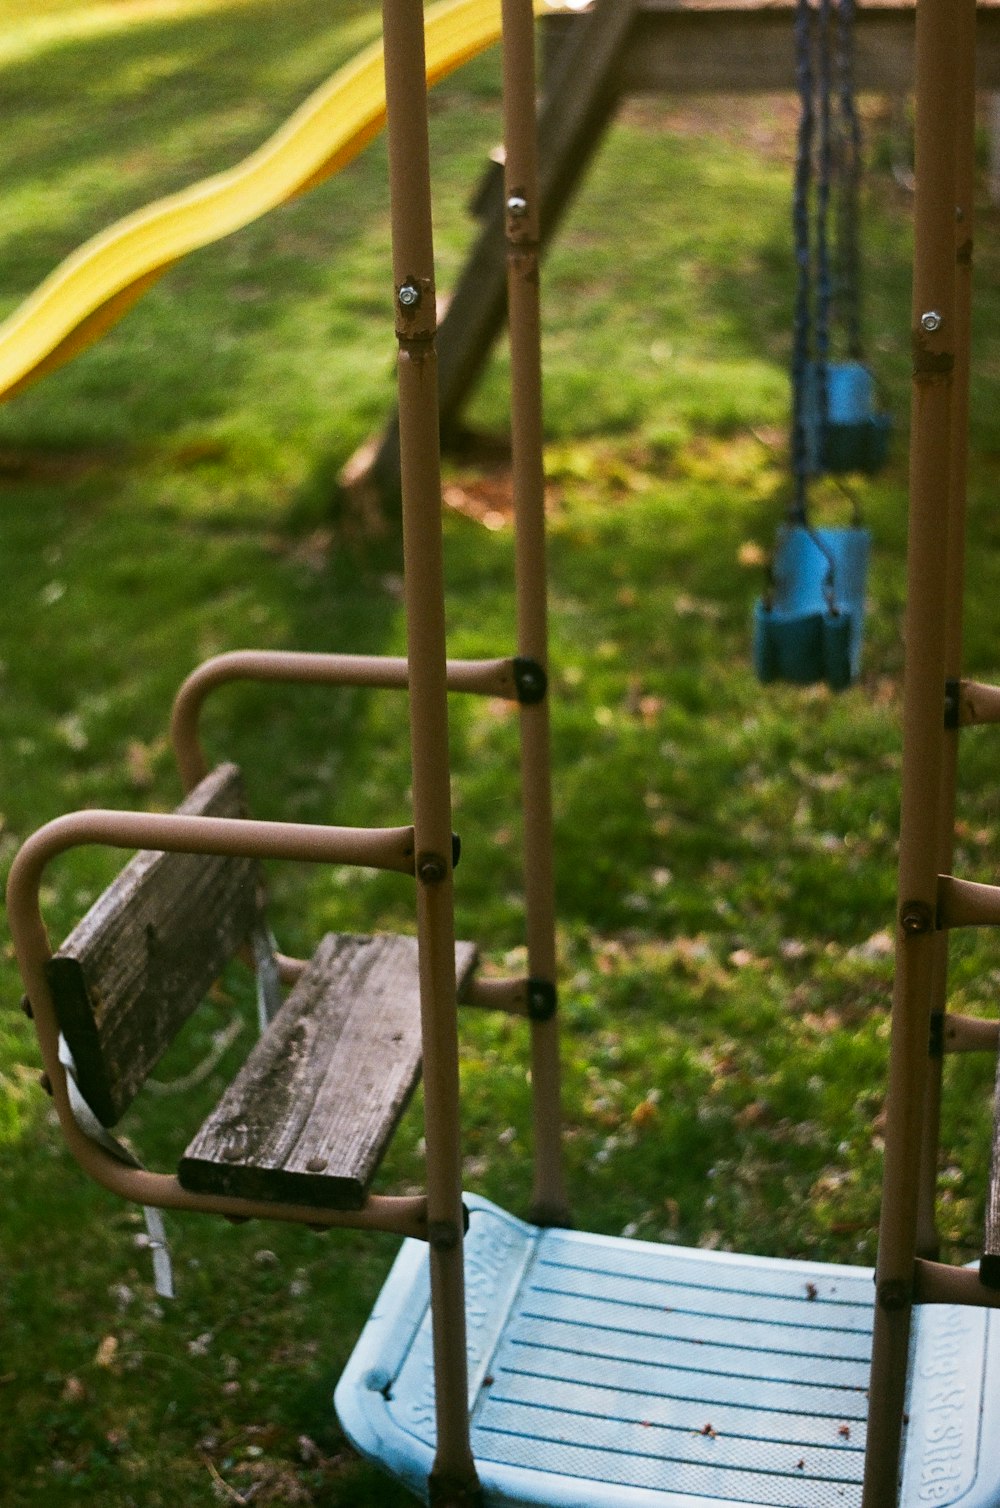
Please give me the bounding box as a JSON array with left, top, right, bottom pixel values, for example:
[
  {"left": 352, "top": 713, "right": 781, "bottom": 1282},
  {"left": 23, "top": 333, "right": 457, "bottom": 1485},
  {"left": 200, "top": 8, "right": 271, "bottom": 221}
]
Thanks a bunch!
[{"left": 335, "top": 1195, "right": 1000, "bottom": 1507}]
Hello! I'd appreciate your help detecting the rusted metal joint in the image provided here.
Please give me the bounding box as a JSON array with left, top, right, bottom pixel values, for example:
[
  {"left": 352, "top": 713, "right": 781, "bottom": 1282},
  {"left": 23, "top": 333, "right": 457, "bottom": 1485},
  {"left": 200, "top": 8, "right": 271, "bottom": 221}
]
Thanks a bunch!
[
  {"left": 505, "top": 189, "right": 537, "bottom": 247},
  {"left": 928, "top": 1010, "right": 945, "bottom": 1059},
  {"left": 513, "top": 657, "right": 547, "bottom": 705},
  {"left": 415, "top": 835, "right": 461, "bottom": 884},
  {"left": 944, "top": 678, "right": 961, "bottom": 729},
  {"left": 427, "top": 1217, "right": 463, "bottom": 1252},
  {"left": 394, "top": 276, "right": 436, "bottom": 341},
  {"left": 900, "top": 900, "right": 935, "bottom": 937},
  {"left": 877, "top": 1277, "right": 911, "bottom": 1312},
  {"left": 417, "top": 851, "right": 449, "bottom": 885},
  {"left": 911, "top": 332, "right": 954, "bottom": 378},
  {"left": 527, "top": 978, "right": 557, "bottom": 1022}
]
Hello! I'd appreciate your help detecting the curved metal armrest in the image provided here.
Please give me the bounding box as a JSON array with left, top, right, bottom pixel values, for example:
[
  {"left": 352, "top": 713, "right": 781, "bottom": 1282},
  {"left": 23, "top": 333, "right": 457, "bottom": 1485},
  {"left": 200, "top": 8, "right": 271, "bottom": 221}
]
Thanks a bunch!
[
  {"left": 171, "top": 648, "right": 522, "bottom": 788},
  {"left": 937, "top": 874, "right": 1000, "bottom": 929}
]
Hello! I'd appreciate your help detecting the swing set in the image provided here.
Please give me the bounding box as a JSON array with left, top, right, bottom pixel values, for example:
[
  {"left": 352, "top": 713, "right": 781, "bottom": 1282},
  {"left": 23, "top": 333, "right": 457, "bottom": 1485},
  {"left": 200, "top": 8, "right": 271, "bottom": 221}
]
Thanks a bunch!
[
  {"left": 8, "top": 1, "right": 1000, "bottom": 1505},
  {"left": 754, "top": 0, "right": 888, "bottom": 694}
]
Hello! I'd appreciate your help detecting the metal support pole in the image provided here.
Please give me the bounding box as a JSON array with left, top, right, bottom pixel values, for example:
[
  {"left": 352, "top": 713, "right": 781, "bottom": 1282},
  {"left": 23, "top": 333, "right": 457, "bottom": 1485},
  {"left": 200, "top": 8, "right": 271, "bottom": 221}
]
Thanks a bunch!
[
  {"left": 862, "top": 0, "right": 961, "bottom": 1500},
  {"left": 500, "top": 0, "right": 569, "bottom": 1228},
  {"left": 915, "top": 0, "right": 977, "bottom": 1263},
  {"left": 380, "top": 3, "right": 480, "bottom": 1501}
]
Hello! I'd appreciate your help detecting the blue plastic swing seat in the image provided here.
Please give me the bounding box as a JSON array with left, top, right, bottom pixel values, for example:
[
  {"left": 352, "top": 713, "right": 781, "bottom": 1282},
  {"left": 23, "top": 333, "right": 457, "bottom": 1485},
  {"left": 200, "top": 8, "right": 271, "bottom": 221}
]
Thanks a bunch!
[
  {"left": 803, "top": 362, "right": 892, "bottom": 476},
  {"left": 754, "top": 524, "right": 870, "bottom": 690},
  {"left": 335, "top": 1195, "right": 1000, "bottom": 1508}
]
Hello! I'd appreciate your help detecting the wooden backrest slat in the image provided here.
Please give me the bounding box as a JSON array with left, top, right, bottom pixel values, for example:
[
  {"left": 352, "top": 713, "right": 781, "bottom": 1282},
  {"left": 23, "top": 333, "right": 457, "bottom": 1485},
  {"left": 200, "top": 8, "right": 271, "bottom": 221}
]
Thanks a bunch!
[{"left": 46, "top": 763, "right": 262, "bottom": 1128}]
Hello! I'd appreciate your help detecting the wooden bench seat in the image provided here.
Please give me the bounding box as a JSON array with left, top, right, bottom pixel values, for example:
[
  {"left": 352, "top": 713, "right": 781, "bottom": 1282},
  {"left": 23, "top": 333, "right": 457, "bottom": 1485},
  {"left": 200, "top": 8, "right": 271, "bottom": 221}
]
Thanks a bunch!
[
  {"left": 43, "top": 762, "right": 478, "bottom": 1215},
  {"left": 180, "top": 932, "right": 477, "bottom": 1210}
]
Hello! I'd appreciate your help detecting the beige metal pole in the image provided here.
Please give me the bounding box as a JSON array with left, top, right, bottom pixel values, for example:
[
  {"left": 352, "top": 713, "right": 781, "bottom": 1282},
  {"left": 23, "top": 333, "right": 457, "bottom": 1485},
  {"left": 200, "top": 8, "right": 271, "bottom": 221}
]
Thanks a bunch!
[
  {"left": 381, "top": 2, "right": 479, "bottom": 1502},
  {"left": 862, "top": 0, "right": 961, "bottom": 1499},
  {"left": 500, "top": 0, "right": 569, "bottom": 1227},
  {"left": 915, "top": 0, "right": 977, "bottom": 1262}
]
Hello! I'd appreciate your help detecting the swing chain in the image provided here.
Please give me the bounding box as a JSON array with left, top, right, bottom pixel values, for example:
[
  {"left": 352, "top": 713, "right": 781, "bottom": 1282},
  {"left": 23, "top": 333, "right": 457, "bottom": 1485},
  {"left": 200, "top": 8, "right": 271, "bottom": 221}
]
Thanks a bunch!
[
  {"left": 834, "top": 0, "right": 864, "bottom": 360},
  {"left": 790, "top": 0, "right": 814, "bottom": 523}
]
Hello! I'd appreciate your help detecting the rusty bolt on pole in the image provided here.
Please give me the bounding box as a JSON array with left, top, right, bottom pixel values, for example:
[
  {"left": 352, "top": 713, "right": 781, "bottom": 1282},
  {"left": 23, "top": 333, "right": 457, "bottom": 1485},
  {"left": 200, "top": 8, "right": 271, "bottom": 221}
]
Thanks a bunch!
[
  {"left": 900, "top": 900, "right": 935, "bottom": 935},
  {"left": 398, "top": 280, "right": 422, "bottom": 310},
  {"left": 416, "top": 851, "right": 449, "bottom": 884}
]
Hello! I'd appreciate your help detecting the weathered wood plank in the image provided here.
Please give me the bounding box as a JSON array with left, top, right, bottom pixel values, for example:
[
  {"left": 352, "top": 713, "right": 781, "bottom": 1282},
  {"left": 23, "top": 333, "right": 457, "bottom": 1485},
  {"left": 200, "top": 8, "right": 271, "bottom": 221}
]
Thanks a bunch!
[
  {"left": 620, "top": 4, "right": 1000, "bottom": 96},
  {"left": 46, "top": 764, "right": 262, "bottom": 1128},
  {"left": 179, "top": 933, "right": 478, "bottom": 1210}
]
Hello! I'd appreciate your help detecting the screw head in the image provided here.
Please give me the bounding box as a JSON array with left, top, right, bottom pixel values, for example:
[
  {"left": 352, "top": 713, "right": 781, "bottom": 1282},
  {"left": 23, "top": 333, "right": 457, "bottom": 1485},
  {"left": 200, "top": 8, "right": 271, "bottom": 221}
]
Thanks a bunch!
[
  {"left": 416, "top": 851, "right": 448, "bottom": 884},
  {"left": 507, "top": 194, "right": 528, "bottom": 219},
  {"left": 397, "top": 280, "right": 421, "bottom": 310},
  {"left": 900, "top": 900, "right": 934, "bottom": 936},
  {"left": 920, "top": 310, "right": 943, "bottom": 333}
]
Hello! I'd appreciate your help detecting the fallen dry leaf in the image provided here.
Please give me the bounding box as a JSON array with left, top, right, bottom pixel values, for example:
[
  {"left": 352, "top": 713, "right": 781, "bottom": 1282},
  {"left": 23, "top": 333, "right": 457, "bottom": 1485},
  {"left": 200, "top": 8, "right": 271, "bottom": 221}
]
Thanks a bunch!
[{"left": 94, "top": 1335, "right": 118, "bottom": 1369}]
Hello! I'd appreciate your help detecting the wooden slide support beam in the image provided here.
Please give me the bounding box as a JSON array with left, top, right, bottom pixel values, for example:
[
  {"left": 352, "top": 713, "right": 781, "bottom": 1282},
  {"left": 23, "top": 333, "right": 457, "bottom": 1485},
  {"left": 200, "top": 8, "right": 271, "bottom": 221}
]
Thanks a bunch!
[
  {"left": 363, "top": 0, "right": 641, "bottom": 498},
  {"left": 618, "top": 0, "right": 1000, "bottom": 98}
]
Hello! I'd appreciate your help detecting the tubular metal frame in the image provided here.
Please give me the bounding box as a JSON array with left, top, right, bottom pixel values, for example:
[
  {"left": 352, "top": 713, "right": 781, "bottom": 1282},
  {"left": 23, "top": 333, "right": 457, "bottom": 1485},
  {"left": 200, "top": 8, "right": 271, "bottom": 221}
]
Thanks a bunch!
[
  {"left": 914, "top": 0, "right": 977, "bottom": 1268},
  {"left": 863, "top": 1, "right": 985, "bottom": 1502},
  {"left": 500, "top": 0, "right": 568, "bottom": 1229},
  {"left": 170, "top": 648, "right": 527, "bottom": 791},
  {"left": 382, "top": 0, "right": 479, "bottom": 1497}
]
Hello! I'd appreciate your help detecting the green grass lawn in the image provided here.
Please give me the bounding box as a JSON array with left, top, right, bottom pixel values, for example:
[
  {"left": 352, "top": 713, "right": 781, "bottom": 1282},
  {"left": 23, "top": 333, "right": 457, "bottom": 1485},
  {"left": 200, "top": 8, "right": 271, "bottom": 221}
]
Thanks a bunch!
[{"left": 3, "top": 2, "right": 1000, "bottom": 1504}]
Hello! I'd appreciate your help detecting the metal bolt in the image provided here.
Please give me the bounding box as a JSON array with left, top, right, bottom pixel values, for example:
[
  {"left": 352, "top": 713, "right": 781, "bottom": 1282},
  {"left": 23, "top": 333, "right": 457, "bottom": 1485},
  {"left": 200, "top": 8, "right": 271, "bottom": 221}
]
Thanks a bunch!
[
  {"left": 900, "top": 900, "right": 934, "bottom": 936},
  {"left": 306, "top": 1156, "right": 328, "bottom": 1173},
  {"left": 416, "top": 851, "right": 448, "bottom": 884},
  {"left": 428, "top": 1219, "right": 460, "bottom": 1251},
  {"left": 397, "top": 281, "right": 421, "bottom": 310},
  {"left": 920, "top": 310, "right": 943, "bottom": 333},
  {"left": 506, "top": 194, "right": 528, "bottom": 219},
  {"left": 877, "top": 1278, "right": 910, "bottom": 1312}
]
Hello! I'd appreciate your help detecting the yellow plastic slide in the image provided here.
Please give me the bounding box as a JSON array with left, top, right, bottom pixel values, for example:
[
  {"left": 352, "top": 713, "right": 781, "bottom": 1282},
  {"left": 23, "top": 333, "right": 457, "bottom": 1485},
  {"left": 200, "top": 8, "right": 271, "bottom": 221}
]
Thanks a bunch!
[{"left": 0, "top": 0, "right": 571, "bottom": 402}]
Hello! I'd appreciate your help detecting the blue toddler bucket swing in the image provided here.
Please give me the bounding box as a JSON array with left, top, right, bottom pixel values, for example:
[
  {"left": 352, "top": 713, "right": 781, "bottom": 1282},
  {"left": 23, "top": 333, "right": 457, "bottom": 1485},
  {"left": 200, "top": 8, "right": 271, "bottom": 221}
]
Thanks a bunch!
[{"left": 754, "top": 0, "right": 883, "bottom": 692}]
